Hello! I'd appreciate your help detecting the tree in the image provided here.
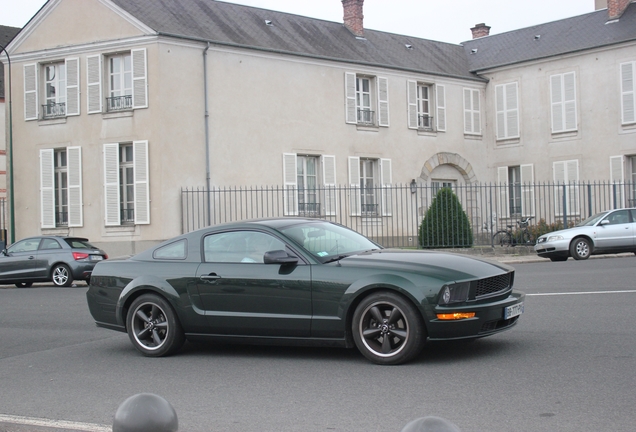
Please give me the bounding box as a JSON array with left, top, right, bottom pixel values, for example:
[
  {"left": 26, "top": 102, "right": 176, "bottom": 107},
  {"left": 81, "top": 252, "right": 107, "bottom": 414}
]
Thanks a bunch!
[{"left": 419, "top": 188, "right": 473, "bottom": 248}]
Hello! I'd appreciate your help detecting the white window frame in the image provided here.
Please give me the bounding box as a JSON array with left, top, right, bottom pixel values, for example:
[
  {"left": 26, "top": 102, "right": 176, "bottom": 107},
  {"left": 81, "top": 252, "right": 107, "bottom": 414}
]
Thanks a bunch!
[
  {"left": 620, "top": 62, "right": 635, "bottom": 125},
  {"left": 24, "top": 58, "right": 80, "bottom": 121},
  {"left": 495, "top": 82, "right": 519, "bottom": 140},
  {"left": 345, "top": 72, "right": 389, "bottom": 127},
  {"left": 497, "top": 164, "right": 534, "bottom": 218},
  {"left": 550, "top": 72, "right": 577, "bottom": 133},
  {"left": 282, "top": 154, "right": 337, "bottom": 216},
  {"left": 347, "top": 157, "right": 392, "bottom": 217},
  {"left": 463, "top": 88, "right": 481, "bottom": 135},
  {"left": 40, "top": 147, "right": 83, "bottom": 228},
  {"left": 103, "top": 140, "right": 150, "bottom": 226},
  {"left": 553, "top": 160, "right": 580, "bottom": 217}
]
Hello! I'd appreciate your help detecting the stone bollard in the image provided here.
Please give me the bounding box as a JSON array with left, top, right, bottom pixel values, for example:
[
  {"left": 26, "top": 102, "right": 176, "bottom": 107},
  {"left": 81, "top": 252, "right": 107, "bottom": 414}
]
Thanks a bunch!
[
  {"left": 112, "top": 393, "right": 178, "bottom": 432},
  {"left": 401, "top": 416, "right": 462, "bottom": 432}
]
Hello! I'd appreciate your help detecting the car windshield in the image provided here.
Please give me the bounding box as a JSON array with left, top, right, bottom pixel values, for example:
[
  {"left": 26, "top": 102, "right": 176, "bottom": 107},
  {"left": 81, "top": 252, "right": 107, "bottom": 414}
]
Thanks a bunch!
[
  {"left": 64, "top": 238, "right": 97, "bottom": 249},
  {"left": 576, "top": 212, "right": 609, "bottom": 227},
  {"left": 279, "top": 221, "right": 380, "bottom": 262}
]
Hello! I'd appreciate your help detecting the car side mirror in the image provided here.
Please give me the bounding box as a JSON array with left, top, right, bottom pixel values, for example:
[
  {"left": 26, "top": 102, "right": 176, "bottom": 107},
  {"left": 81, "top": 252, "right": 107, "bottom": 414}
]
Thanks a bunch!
[
  {"left": 600, "top": 219, "right": 610, "bottom": 226},
  {"left": 1, "top": 249, "right": 7, "bottom": 256},
  {"left": 264, "top": 250, "right": 299, "bottom": 265}
]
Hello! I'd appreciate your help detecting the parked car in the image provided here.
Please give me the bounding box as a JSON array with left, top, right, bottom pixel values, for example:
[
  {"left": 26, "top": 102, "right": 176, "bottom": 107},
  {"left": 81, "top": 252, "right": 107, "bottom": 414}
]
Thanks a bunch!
[
  {"left": 534, "top": 208, "right": 636, "bottom": 261},
  {"left": 0, "top": 236, "right": 108, "bottom": 287},
  {"left": 87, "top": 218, "right": 524, "bottom": 365}
]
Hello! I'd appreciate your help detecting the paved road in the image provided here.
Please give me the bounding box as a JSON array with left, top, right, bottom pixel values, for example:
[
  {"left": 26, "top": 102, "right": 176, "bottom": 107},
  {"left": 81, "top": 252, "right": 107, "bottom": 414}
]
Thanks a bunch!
[{"left": 0, "top": 256, "right": 635, "bottom": 431}]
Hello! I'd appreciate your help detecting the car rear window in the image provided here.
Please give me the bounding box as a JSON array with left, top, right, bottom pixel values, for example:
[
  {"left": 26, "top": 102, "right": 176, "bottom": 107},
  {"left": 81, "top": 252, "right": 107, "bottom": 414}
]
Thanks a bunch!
[{"left": 64, "top": 238, "right": 96, "bottom": 249}]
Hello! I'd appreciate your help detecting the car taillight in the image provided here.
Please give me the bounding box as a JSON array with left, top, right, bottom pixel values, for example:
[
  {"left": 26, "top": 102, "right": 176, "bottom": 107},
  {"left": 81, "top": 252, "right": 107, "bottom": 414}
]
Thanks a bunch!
[
  {"left": 104, "top": 254, "right": 108, "bottom": 259},
  {"left": 73, "top": 252, "right": 89, "bottom": 260}
]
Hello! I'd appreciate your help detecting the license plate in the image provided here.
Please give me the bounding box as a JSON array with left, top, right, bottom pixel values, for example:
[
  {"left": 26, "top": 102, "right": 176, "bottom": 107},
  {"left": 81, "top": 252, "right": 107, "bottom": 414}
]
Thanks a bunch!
[
  {"left": 504, "top": 302, "right": 524, "bottom": 319},
  {"left": 90, "top": 255, "right": 104, "bottom": 261}
]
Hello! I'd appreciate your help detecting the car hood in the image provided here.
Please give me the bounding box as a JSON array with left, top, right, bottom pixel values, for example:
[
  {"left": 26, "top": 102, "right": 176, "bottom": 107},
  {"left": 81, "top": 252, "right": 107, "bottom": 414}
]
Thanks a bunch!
[
  {"left": 538, "top": 225, "right": 595, "bottom": 240},
  {"left": 338, "top": 249, "right": 513, "bottom": 281}
]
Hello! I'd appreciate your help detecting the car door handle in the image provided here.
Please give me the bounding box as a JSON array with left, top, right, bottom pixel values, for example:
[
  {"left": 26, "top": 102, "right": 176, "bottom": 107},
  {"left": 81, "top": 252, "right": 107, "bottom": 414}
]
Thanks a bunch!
[
  {"left": 200, "top": 273, "right": 221, "bottom": 281},
  {"left": 28, "top": 256, "right": 35, "bottom": 260}
]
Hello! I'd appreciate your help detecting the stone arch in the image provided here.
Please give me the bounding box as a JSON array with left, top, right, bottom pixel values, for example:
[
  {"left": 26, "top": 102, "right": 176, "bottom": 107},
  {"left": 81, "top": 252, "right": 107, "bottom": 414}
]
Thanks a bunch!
[{"left": 418, "top": 152, "right": 477, "bottom": 183}]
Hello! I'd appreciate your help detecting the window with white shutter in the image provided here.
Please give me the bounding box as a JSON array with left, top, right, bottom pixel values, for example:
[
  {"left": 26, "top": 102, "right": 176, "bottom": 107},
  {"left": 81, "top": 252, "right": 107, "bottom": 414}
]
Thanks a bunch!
[
  {"left": 65, "top": 58, "right": 80, "bottom": 116},
  {"left": 407, "top": 80, "right": 436, "bottom": 131},
  {"left": 610, "top": 155, "right": 625, "bottom": 208},
  {"left": 520, "top": 164, "right": 535, "bottom": 217},
  {"left": 348, "top": 157, "right": 361, "bottom": 216},
  {"left": 132, "top": 48, "right": 148, "bottom": 109},
  {"left": 495, "top": 83, "right": 519, "bottom": 139},
  {"left": 553, "top": 160, "right": 580, "bottom": 216},
  {"left": 40, "top": 149, "right": 55, "bottom": 228},
  {"left": 436, "top": 85, "right": 446, "bottom": 132},
  {"left": 133, "top": 141, "right": 150, "bottom": 225},
  {"left": 322, "top": 155, "right": 337, "bottom": 216},
  {"left": 103, "top": 144, "right": 120, "bottom": 226},
  {"left": 67, "top": 147, "right": 83, "bottom": 227},
  {"left": 24, "top": 64, "right": 38, "bottom": 121},
  {"left": 87, "top": 55, "right": 103, "bottom": 114},
  {"left": 282, "top": 153, "right": 299, "bottom": 216},
  {"left": 345, "top": 72, "right": 389, "bottom": 127},
  {"left": 620, "top": 62, "right": 635, "bottom": 125},
  {"left": 40, "top": 147, "right": 84, "bottom": 228},
  {"left": 380, "top": 158, "right": 392, "bottom": 216},
  {"left": 550, "top": 72, "right": 577, "bottom": 133},
  {"left": 463, "top": 88, "right": 481, "bottom": 135}
]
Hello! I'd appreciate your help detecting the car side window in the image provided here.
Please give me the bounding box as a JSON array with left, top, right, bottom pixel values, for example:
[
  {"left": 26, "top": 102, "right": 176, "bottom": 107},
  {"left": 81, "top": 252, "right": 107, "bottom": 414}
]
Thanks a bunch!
[
  {"left": 7, "top": 239, "right": 40, "bottom": 253},
  {"left": 40, "top": 238, "right": 62, "bottom": 250},
  {"left": 153, "top": 239, "right": 187, "bottom": 260},
  {"left": 630, "top": 209, "right": 636, "bottom": 223},
  {"left": 605, "top": 210, "right": 629, "bottom": 225},
  {"left": 203, "top": 231, "right": 285, "bottom": 263}
]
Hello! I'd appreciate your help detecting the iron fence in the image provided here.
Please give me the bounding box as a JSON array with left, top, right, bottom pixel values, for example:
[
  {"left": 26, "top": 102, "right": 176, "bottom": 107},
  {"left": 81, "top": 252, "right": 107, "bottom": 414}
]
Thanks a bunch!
[{"left": 181, "top": 181, "right": 636, "bottom": 248}]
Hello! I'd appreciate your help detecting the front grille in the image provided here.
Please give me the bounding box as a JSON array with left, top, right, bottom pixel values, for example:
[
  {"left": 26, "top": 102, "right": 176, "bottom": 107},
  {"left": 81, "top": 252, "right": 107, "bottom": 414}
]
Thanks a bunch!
[
  {"left": 475, "top": 272, "right": 512, "bottom": 298},
  {"left": 480, "top": 316, "right": 519, "bottom": 333}
]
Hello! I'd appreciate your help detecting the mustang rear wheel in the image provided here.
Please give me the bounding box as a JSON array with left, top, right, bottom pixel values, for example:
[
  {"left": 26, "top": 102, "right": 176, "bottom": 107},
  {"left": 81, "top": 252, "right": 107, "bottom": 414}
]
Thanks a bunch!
[
  {"left": 352, "top": 292, "right": 425, "bottom": 365},
  {"left": 126, "top": 294, "right": 185, "bottom": 357},
  {"left": 570, "top": 238, "right": 591, "bottom": 260},
  {"left": 52, "top": 264, "right": 73, "bottom": 287}
]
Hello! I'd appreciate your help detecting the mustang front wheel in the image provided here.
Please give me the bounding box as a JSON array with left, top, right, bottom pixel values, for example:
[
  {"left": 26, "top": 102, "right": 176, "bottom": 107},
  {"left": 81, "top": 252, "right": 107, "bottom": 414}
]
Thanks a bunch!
[
  {"left": 352, "top": 292, "right": 425, "bottom": 365},
  {"left": 126, "top": 294, "right": 185, "bottom": 357}
]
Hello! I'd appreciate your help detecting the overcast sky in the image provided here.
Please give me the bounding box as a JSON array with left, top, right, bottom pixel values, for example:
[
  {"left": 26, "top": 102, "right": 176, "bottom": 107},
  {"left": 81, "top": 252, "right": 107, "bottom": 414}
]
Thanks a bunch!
[{"left": 1, "top": 0, "right": 596, "bottom": 44}]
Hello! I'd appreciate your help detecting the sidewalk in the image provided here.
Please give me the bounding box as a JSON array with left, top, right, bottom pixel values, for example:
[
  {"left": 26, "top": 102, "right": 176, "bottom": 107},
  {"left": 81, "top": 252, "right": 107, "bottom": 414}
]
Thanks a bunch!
[{"left": 434, "top": 246, "right": 634, "bottom": 264}]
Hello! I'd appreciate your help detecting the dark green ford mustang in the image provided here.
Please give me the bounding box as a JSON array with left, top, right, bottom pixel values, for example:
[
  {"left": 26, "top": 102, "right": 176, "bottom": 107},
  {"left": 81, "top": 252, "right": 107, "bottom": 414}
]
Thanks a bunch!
[{"left": 87, "top": 218, "right": 524, "bottom": 365}]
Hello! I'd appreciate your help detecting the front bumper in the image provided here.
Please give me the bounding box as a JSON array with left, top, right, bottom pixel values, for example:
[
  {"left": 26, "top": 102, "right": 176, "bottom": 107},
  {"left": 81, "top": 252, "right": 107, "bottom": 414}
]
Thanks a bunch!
[
  {"left": 534, "top": 238, "right": 571, "bottom": 258},
  {"left": 426, "top": 291, "right": 525, "bottom": 341}
]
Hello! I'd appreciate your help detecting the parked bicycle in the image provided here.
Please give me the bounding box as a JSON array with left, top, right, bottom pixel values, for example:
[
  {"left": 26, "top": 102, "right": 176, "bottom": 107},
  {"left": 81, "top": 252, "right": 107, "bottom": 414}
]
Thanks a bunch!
[{"left": 492, "top": 216, "right": 534, "bottom": 247}]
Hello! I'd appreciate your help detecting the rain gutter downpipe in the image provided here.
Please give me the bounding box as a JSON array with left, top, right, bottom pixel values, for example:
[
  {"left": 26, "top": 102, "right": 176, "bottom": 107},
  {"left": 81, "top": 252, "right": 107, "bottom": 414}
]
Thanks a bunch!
[
  {"left": 203, "top": 42, "right": 211, "bottom": 227},
  {"left": 0, "top": 44, "right": 15, "bottom": 244}
]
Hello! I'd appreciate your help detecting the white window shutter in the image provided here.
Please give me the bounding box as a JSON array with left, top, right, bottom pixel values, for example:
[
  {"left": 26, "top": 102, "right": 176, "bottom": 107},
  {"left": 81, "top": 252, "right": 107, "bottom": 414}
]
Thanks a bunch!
[
  {"left": 348, "top": 157, "right": 361, "bottom": 216},
  {"left": 550, "top": 74, "right": 564, "bottom": 132},
  {"left": 436, "top": 84, "right": 446, "bottom": 131},
  {"left": 24, "top": 64, "right": 38, "bottom": 121},
  {"left": 282, "top": 153, "right": 298, "bottom": 216},
  {"left": 610, "top": 155, "right": 625, "bottom": 208},
  {"left": 463, "top": 88, "right": 472, "bottom": 133},
  {"left": 133, "top": 140, "right": 150, "bottom": 224},
  {"left": 506, "top": 83, "right": 519, "bottom": 137},
  {"left": 520, "top": 164, "right": 535, "bottom": 217},
  {"left": 377, "top": 77, "right": 389, "bottom": 127},
  {"left": 65, "top": 58, "right": 80, "bottom": 116},
  {"left": 566, "top": 160, "right": 580, "bottom": 215},
  {"left": 407, "top": 80, "right": 418, "bottom": 129},
  {"left": 621, "top": 62, "right": 635, "bottom": 124},
  {"left": 132, "top": 48, "right": 148, "bottom": 109},
  {"left": 497, "top": 166, "right": 510, "bottom": 218},
  {"left": 553, "top": 161, "right": 566, "bottom": 217},
  {"left": 87, "top": 55, "right": 102, "bottom": 114},
  {"left": 67, "top": 146, "right": 83, "bottom": 227},
  {"left": 103, "top": 143, "right": 120, "bottom": 226},
  {"left": 345, "top": 72, "right": 357, "bottom": 124},
  {"left": 563, "top": 72, "right": 577, "bottom": 131},
  {"left": 495, "top": 85, "right": 505, "bottom": 139},
  {"left": 40, "top": 149, "right": 55, "bottom": 228},
  {"left": 472, "top": 89, "right": 481, "bottom": 134},
  {"left": 322, "top": 155, "right": 337, "bottom": 216},
  {"left": 380, "top": 158, "right": 392, "bottom": 216}
]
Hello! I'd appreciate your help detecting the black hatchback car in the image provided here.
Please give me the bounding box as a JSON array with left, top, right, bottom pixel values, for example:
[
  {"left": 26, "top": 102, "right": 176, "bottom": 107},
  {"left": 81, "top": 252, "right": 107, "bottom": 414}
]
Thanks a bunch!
[{"left": 0, "top": 236, "right": 108, "bottom": 287}]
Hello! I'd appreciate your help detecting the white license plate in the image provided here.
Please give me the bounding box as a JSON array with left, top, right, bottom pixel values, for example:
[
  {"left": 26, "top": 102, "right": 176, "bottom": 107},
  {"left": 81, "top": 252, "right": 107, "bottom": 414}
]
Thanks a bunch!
[
  {"left": 504, "top": 302, "right": 524, "bottom": 319},
  {"left": 90, "top": 255, "right": 104, "bottom": 261}
]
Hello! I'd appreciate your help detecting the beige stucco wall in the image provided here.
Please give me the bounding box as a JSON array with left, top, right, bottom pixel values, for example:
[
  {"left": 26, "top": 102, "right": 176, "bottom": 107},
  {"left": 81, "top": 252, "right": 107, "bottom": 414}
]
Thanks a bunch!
[{"left": 481, "top": 42, "right": 636, "bottom": 182}]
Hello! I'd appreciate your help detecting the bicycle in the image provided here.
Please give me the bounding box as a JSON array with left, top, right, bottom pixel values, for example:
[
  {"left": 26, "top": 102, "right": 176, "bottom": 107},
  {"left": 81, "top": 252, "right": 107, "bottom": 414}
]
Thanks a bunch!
[{"left": 492, "top": 216, "right": 534, "bottom": 247}]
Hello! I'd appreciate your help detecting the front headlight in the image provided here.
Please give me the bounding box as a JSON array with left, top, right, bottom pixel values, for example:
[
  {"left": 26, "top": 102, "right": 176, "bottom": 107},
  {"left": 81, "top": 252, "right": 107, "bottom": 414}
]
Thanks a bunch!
[
  {"left": 439, "top": 282, "right": 470, "bottom": 305},
  {"left": 546, "top": 235, "right": 564, "bottom": 242}
]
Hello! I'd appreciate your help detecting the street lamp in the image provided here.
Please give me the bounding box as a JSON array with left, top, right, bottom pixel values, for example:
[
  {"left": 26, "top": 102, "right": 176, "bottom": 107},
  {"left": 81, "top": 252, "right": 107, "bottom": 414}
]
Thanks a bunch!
[{"left": 0, "top": 43, "right": 15, "bottom": 244}]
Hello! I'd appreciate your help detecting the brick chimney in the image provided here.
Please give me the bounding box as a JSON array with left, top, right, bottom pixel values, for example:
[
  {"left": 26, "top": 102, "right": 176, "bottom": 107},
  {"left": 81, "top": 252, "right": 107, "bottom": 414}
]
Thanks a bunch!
[
  {"left": 608, "top": 0, "right": 632, "bottom": 19},
  {"left": 470, "top": 23, "right": 491, "bottom": 39},
  {"left": 342, "top": 0, "right": 364, "bottom": 37}
]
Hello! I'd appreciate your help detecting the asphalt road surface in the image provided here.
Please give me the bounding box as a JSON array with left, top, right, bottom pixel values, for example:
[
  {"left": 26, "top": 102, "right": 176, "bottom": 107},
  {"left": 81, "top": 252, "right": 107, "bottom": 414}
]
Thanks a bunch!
[{"left": 0, "top": 256, "right": 635, "bottom": 431}]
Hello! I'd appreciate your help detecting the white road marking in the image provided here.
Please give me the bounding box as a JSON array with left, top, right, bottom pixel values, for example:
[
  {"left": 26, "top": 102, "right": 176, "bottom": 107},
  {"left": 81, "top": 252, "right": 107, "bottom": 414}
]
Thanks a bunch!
[
  {"left": 0, "top": 414, "right": 110, "bottom": 431},
  {"left": 526, "top": 290, "right": 636, "bottom": 296}
]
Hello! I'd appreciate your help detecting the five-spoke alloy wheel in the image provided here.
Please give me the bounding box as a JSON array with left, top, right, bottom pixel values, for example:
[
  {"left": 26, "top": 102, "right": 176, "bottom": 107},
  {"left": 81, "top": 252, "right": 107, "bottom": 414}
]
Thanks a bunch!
[
  {"left": 126, "top": 294, "right": 185, "bottom": 357},
  {"left": 51, "top": 264, "right": 73, "bottom": 287},
  {"left": 352, "top": 292, "right": 425, "bottom": 365}
]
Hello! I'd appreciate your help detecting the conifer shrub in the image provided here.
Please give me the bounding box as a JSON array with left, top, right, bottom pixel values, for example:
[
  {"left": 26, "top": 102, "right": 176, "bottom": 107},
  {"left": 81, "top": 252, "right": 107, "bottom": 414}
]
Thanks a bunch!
[{"left": 419, "top": 188, "right": 473, "bottom": 248}]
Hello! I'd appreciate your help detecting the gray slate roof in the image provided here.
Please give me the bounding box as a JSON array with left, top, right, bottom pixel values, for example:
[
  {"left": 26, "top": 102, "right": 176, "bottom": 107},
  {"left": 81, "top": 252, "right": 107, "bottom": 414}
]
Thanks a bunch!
[
  {"left": 0, "top": 25, "right": 21, "bottom": 98},
  {"left": 110, "top": 0, "right": 480, "bottom": 81},
  {"left": 463, "top": 3, "right": 636, "bottom": 72}
]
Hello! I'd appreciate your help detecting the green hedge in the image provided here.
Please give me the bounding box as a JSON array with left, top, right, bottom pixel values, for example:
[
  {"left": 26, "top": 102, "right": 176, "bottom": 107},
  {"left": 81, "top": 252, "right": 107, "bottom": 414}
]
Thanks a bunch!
[{"left": 419, "top": 188, "right": 473, "bottom": 248}]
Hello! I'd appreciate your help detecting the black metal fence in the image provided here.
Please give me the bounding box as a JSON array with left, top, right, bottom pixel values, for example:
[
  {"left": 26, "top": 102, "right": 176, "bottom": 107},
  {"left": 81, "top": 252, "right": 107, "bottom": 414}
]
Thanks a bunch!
[{"left": 181, "top": 181, "right": 635, "bottom": 248}]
